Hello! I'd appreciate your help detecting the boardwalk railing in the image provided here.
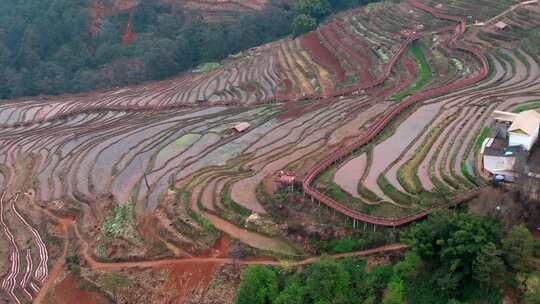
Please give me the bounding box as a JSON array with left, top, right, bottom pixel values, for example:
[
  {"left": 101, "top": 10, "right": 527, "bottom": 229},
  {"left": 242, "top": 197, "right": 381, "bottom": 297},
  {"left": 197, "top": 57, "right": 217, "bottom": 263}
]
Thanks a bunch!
[{"left": 301, "top": 0, "right": 490, "bottom": 227}]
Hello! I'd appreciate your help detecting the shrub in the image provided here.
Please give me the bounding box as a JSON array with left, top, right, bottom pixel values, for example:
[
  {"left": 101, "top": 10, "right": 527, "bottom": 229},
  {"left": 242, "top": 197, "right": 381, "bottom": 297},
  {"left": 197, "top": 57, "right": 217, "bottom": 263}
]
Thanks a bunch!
[
  {"left": 236, "top": 265, "right": 279, "bottom": 304},
  {"left": 292, "top": 14, "right": 318, "bottom": 37}
]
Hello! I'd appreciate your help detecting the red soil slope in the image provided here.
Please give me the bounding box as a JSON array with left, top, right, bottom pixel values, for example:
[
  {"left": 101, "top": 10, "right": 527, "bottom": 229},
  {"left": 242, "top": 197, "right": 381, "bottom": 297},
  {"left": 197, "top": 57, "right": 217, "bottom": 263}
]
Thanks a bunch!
[
  {"left": 89, "top": 0, "right": 139, "bottom": 37},
  {"left": 301, "top": 31, "right": 346, "bottom": 86},
  {"left": 122, "top": 10, "right": 136, "bottom": 45},
  {"left": 54, "top": 275, "right": 111, "bottom": 304}
]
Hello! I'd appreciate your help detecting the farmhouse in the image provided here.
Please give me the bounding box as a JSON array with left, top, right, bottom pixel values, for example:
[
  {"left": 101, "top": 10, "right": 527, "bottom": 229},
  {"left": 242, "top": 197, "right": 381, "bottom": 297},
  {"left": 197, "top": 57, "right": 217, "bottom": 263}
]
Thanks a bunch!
[
  {"left": 494, "top": 21, "right": 509, "bottom": 31},
  {"left": 233, "top": 122, "right": 251, "bottom": 133},
  {"left": 491, "top": 110, "right": 540, "bottom": 151},
  {"left": 508, "top": 110, "right": 540, "bottom": 150},
  {"left": 482, "top": 110, "right": 540, "bottom": 180}
]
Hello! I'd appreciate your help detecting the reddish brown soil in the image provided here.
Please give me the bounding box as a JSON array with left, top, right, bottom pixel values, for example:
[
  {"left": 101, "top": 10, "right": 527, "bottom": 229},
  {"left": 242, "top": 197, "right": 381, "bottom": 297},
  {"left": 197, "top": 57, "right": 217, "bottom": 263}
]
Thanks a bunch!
[
  {"left": 277, "top": 98, "right": 336, "bottom": 120},
  {"left": 201, "top": 235, "right": 230, "bottom": 258},
  {"left": 332, "top": 21, "right": 375, "bottom": 82},
  {"left": 403, "top": 56, "right": 417, "bottom": 75},
  {"left": 89, "top": 0, "right": 138, "bottom": 37},
  {"left": 122, "top": 10, "right": 136, "bottom": 45},
  {"left": 138, "top": 213, "right": 160, "bottom": 244},
  {"left": 162, "top": 261, "right": 219, "bottom": 303},
  {"left": 532, "top": 229, "right": 540, "bottom": 241},
  {"left": 282, "top": 78, "right": 294, "bottom": 97},
  {"left": 301, "top": 32, "right": 346, "bottom": 84},
  {"left": 54, "top": 275, "right": 112, "bottom": 304}
]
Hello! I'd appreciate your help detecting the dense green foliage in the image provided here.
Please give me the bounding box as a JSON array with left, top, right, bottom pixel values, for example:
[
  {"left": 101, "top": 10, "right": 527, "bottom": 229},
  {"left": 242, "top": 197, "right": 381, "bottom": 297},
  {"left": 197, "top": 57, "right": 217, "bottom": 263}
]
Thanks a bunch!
[
  {"left": 236, "top": 258, "right": 396, "bottom": 304},
  {"left": 102, "top": 199, "right": 136, "bottom": 238},
  {"left": 0, "top": 0, "right": 293, "bottom": 99},
  {"left": 292, "top": 0, "right": 382, "bottom": 36},
  {"left": 236, "top": 212, "right": 538, "bottom": 304},
  {"left": 236, "top": 265, "right": 279, "bottom": 304},
  {"left": 0, "top": 0, "right": 383, "bottom": 99},
  {"left": 403, "top": 212, "right": 536, "bottom": 303}
]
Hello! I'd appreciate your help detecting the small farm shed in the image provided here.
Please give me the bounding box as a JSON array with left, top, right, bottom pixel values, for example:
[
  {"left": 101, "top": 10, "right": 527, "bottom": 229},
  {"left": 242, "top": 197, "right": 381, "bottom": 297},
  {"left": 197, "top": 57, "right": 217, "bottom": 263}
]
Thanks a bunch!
[
  {"left": 233, "top": 122, "right": 251, "bottom": 133},
  {"left": 492, "top": 110, "right": 517, "bottom": 123},
  {"left": 494, "top": 21, "right": 508, "bottom": 31}
]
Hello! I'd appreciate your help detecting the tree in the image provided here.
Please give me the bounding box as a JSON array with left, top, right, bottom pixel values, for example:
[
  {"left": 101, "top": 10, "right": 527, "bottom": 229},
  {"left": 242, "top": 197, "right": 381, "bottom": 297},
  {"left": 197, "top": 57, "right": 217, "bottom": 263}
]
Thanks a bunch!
[
  {"left": 305, "top": 259, "right": 350, "bottom": 304},
  {"left": 503, "top": 225, "right": 535, "bottom": 272},
  {"left": 403, "top": 211, "right": 504, "bottom": 294},
  {"left": 382, "top": 279, "right": 406, "bottom": 304},
  {"left": 392, "top": 252, "right": 422, "bottom": 282},
  {"left": 294, "top": 0, "right": 332, "bottom": 20},
  {"left": 274, "top": 275, "right": 306, "bottom": 304},
  {"left": 525, "top": 288, "right": 540, "bottom": 304},
  {"left": 0, "top": 43, "right": 12, "bottom": 67},
  {"left": 32, "top": 61, "right": 67, "bottom": 95},
  {"left": 235, "top": 265, "right": 278, "bottom": 304},
  {"left": 143, "top": 38, "right": 178, "bottom": 79},
  {"left": 292, "top": 14, "right": 317, "bottom": 37},
  {"left": 472, "top": 243, "right": 505, "bottom": 288}
]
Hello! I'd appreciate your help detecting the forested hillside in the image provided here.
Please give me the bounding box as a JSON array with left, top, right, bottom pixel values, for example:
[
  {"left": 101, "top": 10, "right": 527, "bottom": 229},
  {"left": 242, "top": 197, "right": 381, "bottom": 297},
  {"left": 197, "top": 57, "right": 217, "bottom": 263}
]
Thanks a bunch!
[{"left": 0, "top": 0, "right": 379, "bottom": 100}]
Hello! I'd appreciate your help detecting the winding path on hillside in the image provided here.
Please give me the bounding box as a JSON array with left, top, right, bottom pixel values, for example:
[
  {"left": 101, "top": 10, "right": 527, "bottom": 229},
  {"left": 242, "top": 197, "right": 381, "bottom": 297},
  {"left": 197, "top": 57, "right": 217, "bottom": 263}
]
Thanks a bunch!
[
  {"left": 301, "top": 0, "right": 490, "bottom": 227},
  {"left": 30, "top": 192, "right": 407, "bottom": 300}
]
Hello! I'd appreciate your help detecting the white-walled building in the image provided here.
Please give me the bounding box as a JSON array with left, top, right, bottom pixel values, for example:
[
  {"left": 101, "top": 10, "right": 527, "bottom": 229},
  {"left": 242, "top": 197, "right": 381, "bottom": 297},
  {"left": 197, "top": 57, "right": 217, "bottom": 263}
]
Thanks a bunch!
[
  {"left": 491, "top": 110, "right": 540, "bottom": 151},
  {"left": 507, "top": 110, "right": 540, "bottom": 151},
  {"left": 482, "top": 110, "right": 540, "bottom": 181}
]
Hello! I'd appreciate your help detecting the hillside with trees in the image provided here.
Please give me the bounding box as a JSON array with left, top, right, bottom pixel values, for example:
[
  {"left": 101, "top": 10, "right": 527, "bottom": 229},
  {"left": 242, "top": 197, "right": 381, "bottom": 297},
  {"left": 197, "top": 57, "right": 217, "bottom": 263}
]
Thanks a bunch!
[
  {"left": 0, "top": 0, "right": 379, "bottom": 100},
  {"left": 236, "top": 211, "right": 540, "bottom": 304},
  {"left": 3, "top": 0, "right": 540, "bottom": 303}
]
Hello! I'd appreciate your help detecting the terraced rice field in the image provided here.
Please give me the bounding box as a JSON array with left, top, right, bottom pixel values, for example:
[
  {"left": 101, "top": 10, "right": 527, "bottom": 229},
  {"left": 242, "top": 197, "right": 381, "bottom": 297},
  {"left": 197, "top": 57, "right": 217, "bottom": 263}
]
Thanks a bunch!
[{"left": 1, "top": 0, "right": 540, "bottom": 302}]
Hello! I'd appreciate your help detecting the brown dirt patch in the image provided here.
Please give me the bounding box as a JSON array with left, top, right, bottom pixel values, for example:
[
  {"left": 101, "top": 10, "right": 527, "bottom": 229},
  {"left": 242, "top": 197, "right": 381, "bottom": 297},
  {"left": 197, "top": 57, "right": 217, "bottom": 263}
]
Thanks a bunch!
[
  {"left": 301, "top": 32, "right": 345, "bottom": 84},
  {"left": 366, "top": 255, "right": 391, "bottom": 272},
  {"left": 162, "top": 261, "right": 220, "bottom": 303},
  {"left": 201, "top": 235, "right": 230, "bottom": 258},
  {"left": 54, "top": 275, "right": 112, "bottom": 304},
  {"left": 122, "top": 10, "right": 136, "bottom": 45}
]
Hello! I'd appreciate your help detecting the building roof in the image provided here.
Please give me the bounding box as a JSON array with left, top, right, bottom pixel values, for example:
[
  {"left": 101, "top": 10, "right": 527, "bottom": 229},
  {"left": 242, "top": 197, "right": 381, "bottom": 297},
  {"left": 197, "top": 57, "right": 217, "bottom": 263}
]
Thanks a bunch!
[
  {"left": 495, "top": 21, "right": 508, "bottom": 30},
  {"left": 508, "top": 110, "right": 540, "bottom": 136},
  {"left": 483, "top": 138, "right": 524, "bottom": 157},
  {"left": 279, "top": 175, "right": 296, "bottom": 184},
  {"left": 492, "top": 110, "right": 518, "bottom": 123},
  {"left": 233, "top": 122, "right": 251, "bottom": 132}
]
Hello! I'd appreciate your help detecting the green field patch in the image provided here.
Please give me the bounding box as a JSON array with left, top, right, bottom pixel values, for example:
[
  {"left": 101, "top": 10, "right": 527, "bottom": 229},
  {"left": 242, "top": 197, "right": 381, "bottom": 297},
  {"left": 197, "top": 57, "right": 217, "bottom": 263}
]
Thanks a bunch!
[
  {"left": 473, "top": 127, "right": 491, "bottom": 152},
  {"left": 95, "top": 198, "right": 142, "bottom": 257},
  {"left": 512, "top": 100, "right": 540, "bottom": 113},
  {"left": 377, "top": 175, "right": 419, "bottom": 206},
  {"left": 193, "top": 62, "right": 221, "bottom": 73},
  {"left": 391, "top": 42, "right": 432, "bottom": 102},
  {"left": 175, "top": 133, "right": 201, "bottom": 149}
]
